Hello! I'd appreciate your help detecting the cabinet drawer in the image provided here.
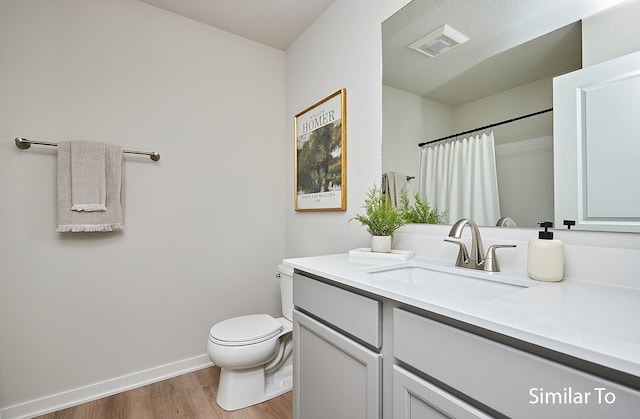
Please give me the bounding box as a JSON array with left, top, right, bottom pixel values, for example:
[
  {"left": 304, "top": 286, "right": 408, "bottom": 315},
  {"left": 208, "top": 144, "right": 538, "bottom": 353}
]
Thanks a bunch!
[
  {"left": 294, "top": 272, "right": 381, "bottom": 348},
  {"left": 394, "top": 308, "right": 640, "bottom": 418}
]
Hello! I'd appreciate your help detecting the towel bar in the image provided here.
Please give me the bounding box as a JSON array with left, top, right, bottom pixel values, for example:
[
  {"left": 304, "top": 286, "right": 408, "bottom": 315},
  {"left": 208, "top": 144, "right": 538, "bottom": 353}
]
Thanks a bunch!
[{"left": 15, "top": 137, "right": 160, "bottom": 161}]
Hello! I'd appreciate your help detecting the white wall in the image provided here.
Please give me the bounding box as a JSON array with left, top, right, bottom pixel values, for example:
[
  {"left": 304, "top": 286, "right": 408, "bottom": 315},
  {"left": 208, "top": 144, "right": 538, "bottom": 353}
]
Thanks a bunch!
[
  {"left": 453, "top": 77, "right": 553, "bottom": 145},
  {"left": 285, "top": 0, "right": 412, "bottom": 257},
  {"left": 382, "top": 85, "right": 423, "bottom": 180},
  {"left": 0, "top": 0, "right": 286, "bottom": 414},
  {"left": 583, "top": 0, "right": 640, "bottom": 66},
  {"left": 382, "top": 85, "right": 452, "bottom": 183},
  {"left": 495, "top": 136, "right": 554, "bottom": 227}
]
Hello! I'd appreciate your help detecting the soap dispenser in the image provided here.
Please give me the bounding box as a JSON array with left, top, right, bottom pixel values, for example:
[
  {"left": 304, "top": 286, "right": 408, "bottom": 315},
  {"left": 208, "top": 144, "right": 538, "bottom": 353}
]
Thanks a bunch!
[{"left": 527, "top": 221, "right": 564, "bottom": 282}]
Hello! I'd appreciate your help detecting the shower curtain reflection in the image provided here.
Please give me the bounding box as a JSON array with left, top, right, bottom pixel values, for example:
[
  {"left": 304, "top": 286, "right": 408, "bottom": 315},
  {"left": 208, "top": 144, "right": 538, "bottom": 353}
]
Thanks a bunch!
[{"left": 419, "top": 132, "right": 500, "bottom": 225}]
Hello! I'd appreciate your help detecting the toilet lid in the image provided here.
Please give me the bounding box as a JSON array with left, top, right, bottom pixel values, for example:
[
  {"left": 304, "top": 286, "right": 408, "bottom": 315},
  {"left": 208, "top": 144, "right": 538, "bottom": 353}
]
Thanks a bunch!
[{"left": 209, "top": 314, "right": 283, "bottom": 346}]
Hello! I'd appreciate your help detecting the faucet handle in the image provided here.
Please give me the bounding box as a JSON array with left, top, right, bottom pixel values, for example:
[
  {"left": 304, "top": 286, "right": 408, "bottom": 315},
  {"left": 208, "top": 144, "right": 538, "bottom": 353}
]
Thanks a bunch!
[
  {"left": 483, "top": 244, "right": 516, "bottom": 272},
  {"left": 444, "top": 239, "right": 470, "bottom": 266}
]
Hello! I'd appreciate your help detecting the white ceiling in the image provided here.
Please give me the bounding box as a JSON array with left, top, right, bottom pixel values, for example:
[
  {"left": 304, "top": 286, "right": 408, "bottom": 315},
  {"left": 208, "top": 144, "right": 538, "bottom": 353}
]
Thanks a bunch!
[{"left": 138, "top": 0, "right": 334, "bottom": 50}]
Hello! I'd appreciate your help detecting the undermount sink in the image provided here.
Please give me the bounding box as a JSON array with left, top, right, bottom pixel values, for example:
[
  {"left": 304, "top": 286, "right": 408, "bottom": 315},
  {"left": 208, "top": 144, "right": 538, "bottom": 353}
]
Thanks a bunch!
[{"left": 363, "top": 260, "right": 536, "bottom": 302}]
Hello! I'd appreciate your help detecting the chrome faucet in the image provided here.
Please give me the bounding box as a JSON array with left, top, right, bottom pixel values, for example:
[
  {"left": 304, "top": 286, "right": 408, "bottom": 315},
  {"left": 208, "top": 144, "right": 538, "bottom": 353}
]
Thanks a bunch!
[{"left": 444, "top": 218, "right": 515, "bottom": 272}]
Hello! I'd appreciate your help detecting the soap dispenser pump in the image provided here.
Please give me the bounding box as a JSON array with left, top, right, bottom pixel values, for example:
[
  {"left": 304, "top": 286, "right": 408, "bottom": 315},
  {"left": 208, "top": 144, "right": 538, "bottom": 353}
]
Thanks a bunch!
[{"left": 527, "top": 221, "right": 564, "bottom": 282}]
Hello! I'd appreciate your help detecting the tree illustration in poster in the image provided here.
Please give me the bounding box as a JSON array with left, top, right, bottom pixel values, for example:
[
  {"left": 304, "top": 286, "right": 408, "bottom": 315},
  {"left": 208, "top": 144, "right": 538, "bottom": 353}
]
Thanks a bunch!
[{"left": 295, "top": 89, "right": 346, "bottom": 211}]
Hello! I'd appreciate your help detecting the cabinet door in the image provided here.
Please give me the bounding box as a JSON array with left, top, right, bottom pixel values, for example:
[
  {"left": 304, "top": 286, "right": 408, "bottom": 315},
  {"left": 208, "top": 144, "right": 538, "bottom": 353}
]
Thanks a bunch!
[
  {"left": 293, "top": 309, "right": 381, "bottom": 419},
  {"left": 393, "top": 366, "right": 492, "bottom": 419}
]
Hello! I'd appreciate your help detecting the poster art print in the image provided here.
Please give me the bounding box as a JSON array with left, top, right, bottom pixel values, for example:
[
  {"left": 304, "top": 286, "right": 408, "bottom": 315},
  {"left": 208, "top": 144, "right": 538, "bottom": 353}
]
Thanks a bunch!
[{"left": 295, "top": 89, "right": 346, "bottom": 211}]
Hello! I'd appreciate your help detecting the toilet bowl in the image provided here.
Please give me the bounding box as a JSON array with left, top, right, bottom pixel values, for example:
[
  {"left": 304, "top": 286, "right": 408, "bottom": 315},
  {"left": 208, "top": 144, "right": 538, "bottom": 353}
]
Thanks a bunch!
[{"left": 206, "top": 264, "right": 294, "bottom": 411}]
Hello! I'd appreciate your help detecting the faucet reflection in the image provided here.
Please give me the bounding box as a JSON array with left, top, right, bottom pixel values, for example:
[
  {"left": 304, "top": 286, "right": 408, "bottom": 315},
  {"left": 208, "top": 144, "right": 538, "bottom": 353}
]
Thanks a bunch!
[{"left": 445, "top": 218, "right": 515, "bottom": 272}]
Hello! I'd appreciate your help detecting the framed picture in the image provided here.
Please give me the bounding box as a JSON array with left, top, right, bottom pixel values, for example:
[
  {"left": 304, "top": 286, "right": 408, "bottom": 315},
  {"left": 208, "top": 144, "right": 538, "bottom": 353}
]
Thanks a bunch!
[{"left": 295, "top": 88, "right": 347, "bottom": 211}]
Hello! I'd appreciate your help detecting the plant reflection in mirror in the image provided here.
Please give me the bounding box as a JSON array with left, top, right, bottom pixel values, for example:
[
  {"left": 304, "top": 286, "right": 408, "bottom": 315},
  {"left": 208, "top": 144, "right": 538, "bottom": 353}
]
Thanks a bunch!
[{"left": 398, "top": 187, "right": 446, "bottom": 224}]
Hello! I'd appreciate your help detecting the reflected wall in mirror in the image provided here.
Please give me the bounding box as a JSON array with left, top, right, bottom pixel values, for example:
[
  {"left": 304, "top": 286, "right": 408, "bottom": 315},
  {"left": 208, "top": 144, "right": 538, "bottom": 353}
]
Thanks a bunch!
[{"left": 382, "top": 0, "right": 639, "bottom": 229}]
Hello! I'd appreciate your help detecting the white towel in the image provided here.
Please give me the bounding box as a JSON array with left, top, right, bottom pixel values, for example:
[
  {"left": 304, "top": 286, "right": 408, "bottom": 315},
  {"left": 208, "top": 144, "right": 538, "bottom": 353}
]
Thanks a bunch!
[
  {"left": 71, "top": 141, "right": 106, "bottom": 211},
  {"left": 57, "top": 141, "right": 124, "bottom": 232}
]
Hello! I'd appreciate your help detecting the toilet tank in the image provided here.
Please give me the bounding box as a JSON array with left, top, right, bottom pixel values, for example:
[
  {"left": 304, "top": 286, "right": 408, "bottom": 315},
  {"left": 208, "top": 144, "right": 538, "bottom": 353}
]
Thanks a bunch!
[{"left": 278, "top": 264, "right": 294, "bottom": 321}]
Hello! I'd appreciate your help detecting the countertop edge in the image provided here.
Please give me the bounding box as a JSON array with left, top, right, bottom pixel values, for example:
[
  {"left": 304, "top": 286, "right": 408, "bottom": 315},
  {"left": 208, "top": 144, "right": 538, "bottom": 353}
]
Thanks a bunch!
[{"left": 284, "top": 254, "right": 640, "bottom": 381}]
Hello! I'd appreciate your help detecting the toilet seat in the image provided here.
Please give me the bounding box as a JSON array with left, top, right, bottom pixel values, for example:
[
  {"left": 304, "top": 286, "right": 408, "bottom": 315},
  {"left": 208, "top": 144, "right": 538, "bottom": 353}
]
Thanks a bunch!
[{"left": 209, "top": 314, "right": 283, "bottom": 346}]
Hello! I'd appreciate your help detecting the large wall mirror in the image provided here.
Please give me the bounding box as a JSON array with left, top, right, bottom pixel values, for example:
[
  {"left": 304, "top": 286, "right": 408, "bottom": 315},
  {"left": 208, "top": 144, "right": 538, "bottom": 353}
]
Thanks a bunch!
[{"left": 382, "top": 0, "right": 638, "bottom": 230}]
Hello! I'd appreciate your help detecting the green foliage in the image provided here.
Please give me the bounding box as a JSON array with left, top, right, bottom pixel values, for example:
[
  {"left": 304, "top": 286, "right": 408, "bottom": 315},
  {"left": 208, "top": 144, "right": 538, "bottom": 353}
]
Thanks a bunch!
[
  {"left": 398, "top": 188, "right": 446, "bottom": 224},
  {"left": 297, "top": 123, "right": 343, "bottom": 194},
  {"left": 351, "top": 184, "right": 406, "bottom": 236}
]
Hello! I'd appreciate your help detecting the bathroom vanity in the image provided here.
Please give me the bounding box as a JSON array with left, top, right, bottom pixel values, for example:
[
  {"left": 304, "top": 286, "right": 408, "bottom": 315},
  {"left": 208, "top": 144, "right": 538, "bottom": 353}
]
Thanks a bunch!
[{"left": 285, "top": 254, "right": 640, "bottom": 419}]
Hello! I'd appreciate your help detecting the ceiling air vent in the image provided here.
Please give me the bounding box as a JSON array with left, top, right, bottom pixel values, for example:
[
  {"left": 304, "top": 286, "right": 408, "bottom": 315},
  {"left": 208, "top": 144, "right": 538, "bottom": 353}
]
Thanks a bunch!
[{"left": 408, "top": 24, "right": 469, "bottom": 58}]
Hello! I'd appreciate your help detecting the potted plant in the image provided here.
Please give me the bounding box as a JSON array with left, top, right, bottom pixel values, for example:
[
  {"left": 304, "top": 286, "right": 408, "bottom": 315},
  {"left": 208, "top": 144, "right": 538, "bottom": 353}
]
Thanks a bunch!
[
  {"left": 351, "top": 184, "right": 406, "bottom": 252},
  {"left": 398, "top": 188, "right": 447, "bottom": 224}
]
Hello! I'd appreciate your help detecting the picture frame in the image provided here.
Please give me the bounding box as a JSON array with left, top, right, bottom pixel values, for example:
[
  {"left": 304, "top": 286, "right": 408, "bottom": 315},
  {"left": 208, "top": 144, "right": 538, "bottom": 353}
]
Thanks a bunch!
[{"left": 294, "top": 88, "right": 347, "bottom": 211}]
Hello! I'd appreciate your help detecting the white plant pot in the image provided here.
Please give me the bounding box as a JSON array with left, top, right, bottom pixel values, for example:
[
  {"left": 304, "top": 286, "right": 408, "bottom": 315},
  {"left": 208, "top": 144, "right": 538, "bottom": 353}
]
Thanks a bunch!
[{"left": 371, "top": 235, "right": 392, "bottom": 253}]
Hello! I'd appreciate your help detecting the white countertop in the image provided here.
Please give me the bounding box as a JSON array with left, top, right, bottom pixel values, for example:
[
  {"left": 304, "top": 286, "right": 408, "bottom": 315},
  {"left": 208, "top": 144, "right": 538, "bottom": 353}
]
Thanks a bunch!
[{"left": 284, "top": 253, "right": 640, "bottom": 378}]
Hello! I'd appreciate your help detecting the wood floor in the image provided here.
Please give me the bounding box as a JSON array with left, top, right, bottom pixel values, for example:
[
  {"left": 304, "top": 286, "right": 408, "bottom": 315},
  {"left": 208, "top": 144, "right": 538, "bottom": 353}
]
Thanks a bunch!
[{"left": 35, "top": 366, "right": 292, "bottom": 419}]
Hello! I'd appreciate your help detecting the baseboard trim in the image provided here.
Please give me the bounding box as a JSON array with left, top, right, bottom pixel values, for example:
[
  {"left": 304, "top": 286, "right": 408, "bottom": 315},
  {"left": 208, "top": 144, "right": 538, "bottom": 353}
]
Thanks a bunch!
[{"left": 1, "top": 354, "right": 213, "bottom": 419}]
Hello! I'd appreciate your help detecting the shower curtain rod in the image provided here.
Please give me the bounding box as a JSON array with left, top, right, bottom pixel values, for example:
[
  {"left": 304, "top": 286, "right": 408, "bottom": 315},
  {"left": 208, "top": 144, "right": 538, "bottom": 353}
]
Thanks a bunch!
[
  {"left": 418, "top": 108, "right": 553, "bottom": 148},
  {"left": 14, "top": 137, "right": 160, "bottom": 161}
]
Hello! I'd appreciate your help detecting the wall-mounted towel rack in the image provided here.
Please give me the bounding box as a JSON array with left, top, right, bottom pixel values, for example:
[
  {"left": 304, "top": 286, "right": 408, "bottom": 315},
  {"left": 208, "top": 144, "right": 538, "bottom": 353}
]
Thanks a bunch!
[{"left": 14, "top": 137, "right": 161, "bottom": 161}]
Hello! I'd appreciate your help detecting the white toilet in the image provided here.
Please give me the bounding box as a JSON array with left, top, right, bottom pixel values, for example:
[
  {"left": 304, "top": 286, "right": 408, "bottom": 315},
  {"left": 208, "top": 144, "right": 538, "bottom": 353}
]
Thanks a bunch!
[{"left": 206, "top": 264, "right": 294, "bottom": 411}]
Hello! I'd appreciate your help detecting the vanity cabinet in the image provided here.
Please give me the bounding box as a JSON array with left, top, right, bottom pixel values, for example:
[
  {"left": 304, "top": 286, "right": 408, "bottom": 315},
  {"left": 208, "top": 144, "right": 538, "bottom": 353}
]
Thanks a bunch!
[
  {"left": 394, "top": 308, "right": 640, "bottom": 418},
  {"left": 292, "top": 269, "right": 640, "bottom": 418},
  {"left": 292, "top": 272, "right": 382, "bottom": 419}
]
